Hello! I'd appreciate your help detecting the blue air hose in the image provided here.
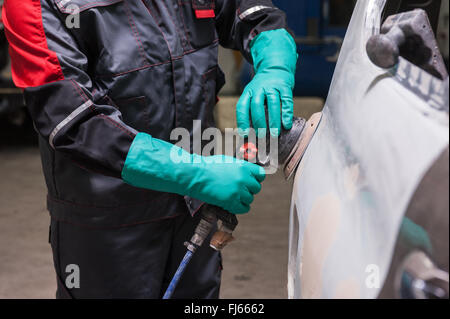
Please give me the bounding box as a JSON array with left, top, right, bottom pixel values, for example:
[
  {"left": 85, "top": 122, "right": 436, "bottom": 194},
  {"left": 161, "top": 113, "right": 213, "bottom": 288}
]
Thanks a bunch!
[
  {"left": 162, "top": 206, "right": 235, "bottom": 299},
  {"left": 162, "top": 250, "right": 194, "bottom": 299}
]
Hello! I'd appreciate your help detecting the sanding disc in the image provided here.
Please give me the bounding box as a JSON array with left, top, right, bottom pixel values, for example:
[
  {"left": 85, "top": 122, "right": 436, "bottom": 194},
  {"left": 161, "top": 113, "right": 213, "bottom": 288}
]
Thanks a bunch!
[{"left": 283, "top": 112, "right": 323, "bottom": 180}]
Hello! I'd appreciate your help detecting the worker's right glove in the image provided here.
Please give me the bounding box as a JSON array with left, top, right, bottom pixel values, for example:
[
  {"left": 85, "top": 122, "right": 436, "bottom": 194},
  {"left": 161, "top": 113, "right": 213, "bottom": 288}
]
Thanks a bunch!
[{"left": 121, "top": 133, "right": 266, "bottom": 214}]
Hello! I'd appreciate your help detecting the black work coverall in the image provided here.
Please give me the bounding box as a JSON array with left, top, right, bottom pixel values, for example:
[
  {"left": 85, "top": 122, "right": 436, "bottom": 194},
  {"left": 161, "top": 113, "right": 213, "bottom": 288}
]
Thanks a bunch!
[{"left": 2, "top": 0, "right": 288, "bottom": 298}]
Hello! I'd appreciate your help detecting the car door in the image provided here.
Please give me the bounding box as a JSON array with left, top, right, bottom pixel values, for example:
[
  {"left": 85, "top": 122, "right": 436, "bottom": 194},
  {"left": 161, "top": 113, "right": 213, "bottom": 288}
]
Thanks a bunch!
[{"left": 288, "top": 0, "right": 449, "bottom": 299}]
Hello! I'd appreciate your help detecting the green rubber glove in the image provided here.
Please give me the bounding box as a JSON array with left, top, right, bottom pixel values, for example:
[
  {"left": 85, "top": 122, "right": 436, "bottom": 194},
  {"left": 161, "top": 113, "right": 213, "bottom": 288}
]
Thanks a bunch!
[
  {"left": 121, "top": 133, "right": 266, "bottom": 214},
  {"left": 237, "top": 29, "right": 298, "bottom": 137}
]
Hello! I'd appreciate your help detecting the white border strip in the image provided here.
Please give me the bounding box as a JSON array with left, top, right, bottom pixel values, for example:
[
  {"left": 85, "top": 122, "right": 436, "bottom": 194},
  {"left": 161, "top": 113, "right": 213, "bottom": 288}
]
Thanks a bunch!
[
  {"left": 239, "top": 5, "right": 272, "bottom": 20},
  {"left": 49, "top": 100, "right": 93, "bottom": 148}
]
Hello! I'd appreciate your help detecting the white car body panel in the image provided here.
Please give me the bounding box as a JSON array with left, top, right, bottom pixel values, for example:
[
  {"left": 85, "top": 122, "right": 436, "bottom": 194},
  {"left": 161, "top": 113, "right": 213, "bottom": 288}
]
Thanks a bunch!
[{"left": 288, "top": 0, "right": 449, "bottom": 299}]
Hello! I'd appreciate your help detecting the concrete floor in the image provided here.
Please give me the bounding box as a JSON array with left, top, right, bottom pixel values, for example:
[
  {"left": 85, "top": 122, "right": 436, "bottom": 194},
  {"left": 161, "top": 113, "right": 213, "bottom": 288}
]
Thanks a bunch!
[
  {"left": 0, "top": 147, "right": 56, "bottom": 298},
  {"left": 0, "top": 98, "right": 322, "bottom": 299}
]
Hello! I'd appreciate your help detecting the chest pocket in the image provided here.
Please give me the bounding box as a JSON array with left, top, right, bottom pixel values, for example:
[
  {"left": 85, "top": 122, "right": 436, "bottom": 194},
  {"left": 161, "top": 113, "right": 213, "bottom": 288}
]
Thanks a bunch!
[
  {"left": 53, "top": 0, "right": 168, "bottom": 77},
  {"left": 178, "top": 0, "right": 218, "bottom": 49}
]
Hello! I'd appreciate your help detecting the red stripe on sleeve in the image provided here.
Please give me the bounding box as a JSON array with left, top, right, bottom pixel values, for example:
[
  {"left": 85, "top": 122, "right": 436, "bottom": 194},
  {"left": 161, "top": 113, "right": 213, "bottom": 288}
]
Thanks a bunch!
[{"left": 2, "top": 0, "right": 64, "bottom": 88}]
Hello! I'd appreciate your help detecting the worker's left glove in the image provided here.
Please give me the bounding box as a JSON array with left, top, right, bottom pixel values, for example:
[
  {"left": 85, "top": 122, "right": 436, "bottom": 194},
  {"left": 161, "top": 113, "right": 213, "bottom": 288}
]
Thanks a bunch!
[
  {"left": 121, "top": 133, "right": 265, "bottom": 214},
  {"left": 237, "top": 29, "right": 298, "bottom": 138}
]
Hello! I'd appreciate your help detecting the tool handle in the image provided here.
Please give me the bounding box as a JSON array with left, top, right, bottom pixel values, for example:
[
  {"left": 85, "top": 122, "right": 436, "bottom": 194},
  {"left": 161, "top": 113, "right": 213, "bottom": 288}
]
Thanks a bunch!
[
  {"left": 201, "top": 204, "right": 238, "bottom": 251},
  {"left": 203, "top": 204, "right": 238, "bottom": 231}
]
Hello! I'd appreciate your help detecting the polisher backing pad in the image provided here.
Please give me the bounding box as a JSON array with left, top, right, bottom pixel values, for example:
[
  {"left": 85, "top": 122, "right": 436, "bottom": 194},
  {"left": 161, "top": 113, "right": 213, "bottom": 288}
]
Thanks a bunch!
[{"left": 283, "top": 112, "right": 323, "bottom": 180}]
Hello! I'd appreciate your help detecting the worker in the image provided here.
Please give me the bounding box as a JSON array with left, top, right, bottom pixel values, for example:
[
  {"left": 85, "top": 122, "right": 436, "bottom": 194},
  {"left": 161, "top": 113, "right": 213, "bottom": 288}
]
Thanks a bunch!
[{"left": 2, "top": 0, "right": 297, "bottom": 298}]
